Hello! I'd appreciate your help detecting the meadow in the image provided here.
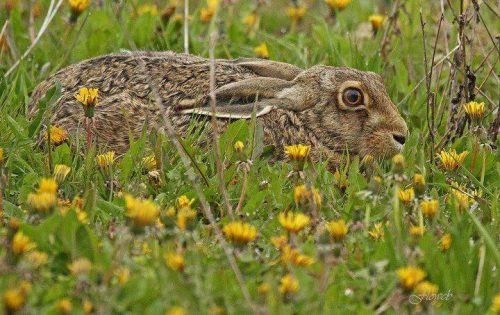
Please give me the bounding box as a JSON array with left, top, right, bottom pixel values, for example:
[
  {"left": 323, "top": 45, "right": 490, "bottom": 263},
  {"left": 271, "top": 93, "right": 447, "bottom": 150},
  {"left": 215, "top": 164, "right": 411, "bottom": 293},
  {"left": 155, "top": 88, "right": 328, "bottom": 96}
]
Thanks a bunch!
[{"left": 0, "top": 0, "right": 499, "bottom": 314}]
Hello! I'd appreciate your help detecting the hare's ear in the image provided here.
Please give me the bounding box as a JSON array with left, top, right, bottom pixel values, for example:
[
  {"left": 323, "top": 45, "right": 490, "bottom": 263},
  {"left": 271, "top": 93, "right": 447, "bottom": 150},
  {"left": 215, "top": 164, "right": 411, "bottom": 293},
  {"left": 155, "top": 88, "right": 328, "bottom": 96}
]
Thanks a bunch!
[
  {"left": 179, "top": 99, "right": 287, "bottom": 119},
  {"left": 230, "top": 58, "right": 303, "bottom": 80},
  {"left": 179, "top": 75, "right": 309, "bottom": 119},
  {"left": 214, "top": 77, "right": 293, "bottom": 100}
]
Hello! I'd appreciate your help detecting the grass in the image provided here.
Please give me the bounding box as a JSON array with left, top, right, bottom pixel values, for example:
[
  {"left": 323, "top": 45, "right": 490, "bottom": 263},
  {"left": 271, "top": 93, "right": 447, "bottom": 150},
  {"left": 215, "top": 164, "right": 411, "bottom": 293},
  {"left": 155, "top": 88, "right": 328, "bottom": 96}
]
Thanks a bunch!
[{"left": 0, "top": 0, "right": 499, "bottom": 314}]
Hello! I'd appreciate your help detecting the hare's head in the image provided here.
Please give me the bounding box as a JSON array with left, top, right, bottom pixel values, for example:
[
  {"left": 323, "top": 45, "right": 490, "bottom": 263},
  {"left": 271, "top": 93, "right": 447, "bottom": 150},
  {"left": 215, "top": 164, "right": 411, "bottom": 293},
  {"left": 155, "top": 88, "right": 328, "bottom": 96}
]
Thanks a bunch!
[{"left": 181, "top": 59, "right": 408, "bottom": 158}]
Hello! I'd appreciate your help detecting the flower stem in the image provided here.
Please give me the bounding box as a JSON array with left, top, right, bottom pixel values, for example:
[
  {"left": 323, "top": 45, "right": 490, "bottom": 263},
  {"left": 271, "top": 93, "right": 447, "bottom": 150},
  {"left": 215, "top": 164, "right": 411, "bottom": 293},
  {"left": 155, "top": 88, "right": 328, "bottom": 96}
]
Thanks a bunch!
[{"left": 85, "top": 117, "right": 92, "bottom": 152}]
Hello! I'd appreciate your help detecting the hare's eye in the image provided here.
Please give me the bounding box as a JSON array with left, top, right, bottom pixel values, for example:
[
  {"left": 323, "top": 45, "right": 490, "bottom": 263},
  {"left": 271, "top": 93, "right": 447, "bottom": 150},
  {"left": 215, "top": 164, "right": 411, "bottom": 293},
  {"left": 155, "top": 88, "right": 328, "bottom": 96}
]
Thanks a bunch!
[{"left": 342, "top": 88, "right": 364, "bottom": 107}]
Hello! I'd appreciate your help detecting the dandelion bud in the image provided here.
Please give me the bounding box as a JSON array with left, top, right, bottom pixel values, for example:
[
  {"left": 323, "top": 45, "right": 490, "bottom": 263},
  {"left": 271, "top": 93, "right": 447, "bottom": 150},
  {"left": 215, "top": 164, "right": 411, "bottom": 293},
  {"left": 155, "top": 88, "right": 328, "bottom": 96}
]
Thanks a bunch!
[
  {"left": 54, "top": 164, "right": 71, "bottom": 183},
  {"left": 253, "top": 42, "right": 269, "bottom": 59},
  {"left": 279, "top": 274, "right": 299, "bottom": 295},
  {"left": 368, "top": 15, "right": 385, "bottom": 32},
  {"left": 56, "top": 298, "right": 73, "bottom": 315},
  {"left": 392, "top": 154, "right": 405, "bottom": 173},
  {"left": 421, "top": 199, "right": 438, "bottom": 219},
  {"left": 69, "top": 0, "right": 91, "bottom": 23},
  {"left": 412, "top": 174, "right": 426, "bottom": 195},
  {"left": 439, "top": 233, "right": 451, "bottom": 251},
  {"left": 325, "top": 0, "right": 352, "bottom": 11},
  {"left": 164, "top": 252, "right": 185, "bottom": 272},
  {"left": 234, "top": 141, "right": 245, "bottom": 153},
  {"left": 3, "top": 288, "right": 26, "bottom": 312},
  {"left": 286, "top": 5, "right": 307, "bottom": 21},
  {"left": 243, "top": 13, "right": 257, "bottom": 28}
]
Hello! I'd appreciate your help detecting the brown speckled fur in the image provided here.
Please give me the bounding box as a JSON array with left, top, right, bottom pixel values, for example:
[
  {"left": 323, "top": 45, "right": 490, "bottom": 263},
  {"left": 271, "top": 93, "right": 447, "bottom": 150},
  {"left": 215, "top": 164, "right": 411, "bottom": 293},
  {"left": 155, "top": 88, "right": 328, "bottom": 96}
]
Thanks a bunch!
[{"left": 29, "top": 51, "right": 408, "bottom": 166}]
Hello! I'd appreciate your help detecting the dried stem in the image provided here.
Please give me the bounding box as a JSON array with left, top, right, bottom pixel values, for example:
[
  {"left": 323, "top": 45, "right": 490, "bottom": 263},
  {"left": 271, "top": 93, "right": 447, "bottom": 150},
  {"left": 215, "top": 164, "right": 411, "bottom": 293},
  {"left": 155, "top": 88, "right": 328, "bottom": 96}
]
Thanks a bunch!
[{"left": 184, "top": 0, "right": 189, "bottom": 54}]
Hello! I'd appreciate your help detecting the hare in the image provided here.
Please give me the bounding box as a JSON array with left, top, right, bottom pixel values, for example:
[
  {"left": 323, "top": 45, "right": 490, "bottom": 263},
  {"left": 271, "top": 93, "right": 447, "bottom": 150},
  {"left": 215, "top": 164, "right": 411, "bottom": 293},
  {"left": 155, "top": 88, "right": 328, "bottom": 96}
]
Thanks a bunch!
[{"left": 29, "top": 51, "right": 408, "bottom": 165}]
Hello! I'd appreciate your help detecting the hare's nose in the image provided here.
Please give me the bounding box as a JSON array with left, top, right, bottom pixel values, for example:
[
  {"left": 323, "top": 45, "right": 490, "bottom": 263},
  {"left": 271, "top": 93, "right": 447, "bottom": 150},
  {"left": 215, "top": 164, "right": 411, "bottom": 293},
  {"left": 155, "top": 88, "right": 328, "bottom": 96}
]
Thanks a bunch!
[{"left": 392, "top": 134, "right": 406, "bottom": 145}]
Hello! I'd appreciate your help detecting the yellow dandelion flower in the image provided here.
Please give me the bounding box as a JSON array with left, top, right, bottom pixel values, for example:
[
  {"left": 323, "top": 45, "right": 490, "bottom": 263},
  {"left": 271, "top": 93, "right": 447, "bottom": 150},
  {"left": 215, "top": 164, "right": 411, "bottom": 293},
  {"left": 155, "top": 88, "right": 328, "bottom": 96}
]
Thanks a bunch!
[
  {"left": 200, "top": 1, "right": 217, "bottom": 24},
  {"left": 409, "top": 225, "right": 425, "bottom": 237},
  {"left": 54, "top": 164, "right": 71, "bottom": 182},
  {"left": 491, "top": 292, "right": 500, "bottom": 313},
  {"left": 279, "top": 274, "right": 299, "bottom": 294},
  {"left": 165, "top": 206, "right": 176, "bottom": 217},
  {"left": 223, "top": 221, "right": 257, "bottom": 245},
  {"left": 450, "top": 188, "right": 470, "bottom": 212},
  {"left": 287, "top": 5, "right": 307, "bottom": 21},
  {"left": 293, "top": 185, "right": 322, "bottom": 207},
  {"left": 278, "top": 212, "right": 310, "bottom": 233},
  {"left": 463, "top": 101, "right": 485, "bottom": 121},
  {"left": 243, "top": 13, "right": 257, "bottom": 27},
  {"left": 26, "top": 250, "right": 49, "bottom": 267},
  {"left": 368, "top": 223, "right": 384, "bottom": 241},
  {"left": 392, "top": 153, "right": 405, "bottom": 171},
  {"left": 142, "top": 155, "right": 157, "bottom": 171},
  {"left": 258, "top": 283, "right": 271, "bottom": 295},
  {"left": 397, "top": 266, "right": 426, "bottom": 290},
  {"left": 138, "top": 4, "right": 158, "bottom": 16},
  {"left": 285, "top": 144, "right": 310, "bottom": 161},
  {"left": 437, "top": 149, "right": 468, "bottom": 171},
  {"left": 75, "top": 87, "right": 98, "bottom": 107},
  {"left": 12, "top": 231, "right": 36, "bottom": 255},
  {"left": 361, "top": 154, "right": 374, "bottom": 165},
  {"left": 3, "top": 288, "right": 25, "bottom": 311},
  {"left": 96, "top": 151, "right": 114, "bottom": 169},
  {"left": 164, "top": 252, "right": 185, "bottom": 272},
  {"left": 233, "top": 140, "right": 245, "bottom": 153},
  {"left": 325, "top": 0, "right": 351, "bottom": 10},
  {"left": 176, "top": 207, "right": 197, "bottom": 231},
  {"left": 325, "top": 219, "right": 349, "bottom": 241},
  {"left": 83, "top": 300, "right": 94, "bottom": 314},
  {"left": 176, "top": 195, "right": 195, "bottom": 208},
  {"left": 0, "top": 147, "right": 3, "bottom": 163},
  {"left": 56, "top": 298, "right": 73, "bottom": 315},
  {"left": 334, "top": 169, "right": 349, "bottom": 190},
  {"left": 281, "top": 245, "right": 314, "bottom": 267},
  {"left": 414, "top": 281, "right": 438, "bottom": 297},
  {"left": 271, "top": 235, "right": 288, "bottom": 249},
  {"left": 37, "top": 178, "right": 58, "bottom": 194},
  {"left": 253, "top": 42, "right": 269, "bottom": 59},
  {"left": 75, "top": 87, "right": 98, "bottom": 117},
  {"left": 413, "top": 173, "right": 426, "bottom": 194},
  {"left": 439, "top": 233, "right": 452, "bottom": 251},
  {"left": 398, "top": 187, "right": 415, "bottom": 204},
  {"left": 18, "top": 281, "right": 31, "bottom": 295},
  {"left": 125, "top": 195, "right": 160, "bottom": 227},
  {"left": 68, "top": 258, "right": 92, "bottom": 275},
  {"left": 166, "top": 307, "right": 187, "bottom": 315},
  {"left": 368, "top": 15, "right": 385, "bottom": 31},
  {"left": 27, "top": 193, "right": 57, "bottom": 213},
  {"left": 115, "top": 267, "right": 130, "bottom": 285},
  {"left": 45, "top": 126, "right": 69, "bottom": 145},
  {"left": 76, "top": 208, "right": 88, "bottom": 223},
  {"left": 421, "top": 199, "right": 438, "bottom": 219},
  {"left": 69, "top": 0, "right": 90, "bottom": 15}
]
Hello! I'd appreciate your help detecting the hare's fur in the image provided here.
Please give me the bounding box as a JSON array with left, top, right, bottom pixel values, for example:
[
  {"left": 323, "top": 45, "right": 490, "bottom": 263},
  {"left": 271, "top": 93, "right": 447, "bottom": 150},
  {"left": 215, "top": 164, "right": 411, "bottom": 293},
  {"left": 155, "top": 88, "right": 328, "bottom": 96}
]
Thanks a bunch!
[{"left": 30, "top": 51, "right": 408, "bottom": 164}]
